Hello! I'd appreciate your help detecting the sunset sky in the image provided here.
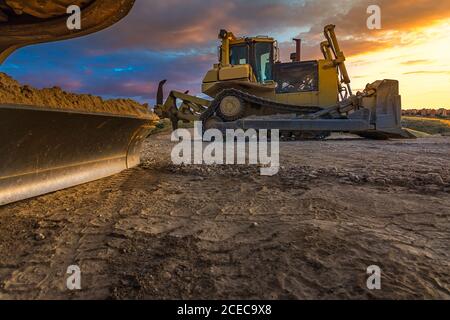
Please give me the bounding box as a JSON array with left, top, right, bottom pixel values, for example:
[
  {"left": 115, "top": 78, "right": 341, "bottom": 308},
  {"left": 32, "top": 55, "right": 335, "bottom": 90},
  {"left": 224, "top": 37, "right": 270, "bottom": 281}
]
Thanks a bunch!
[{"left": 1, "top": 0, "right": 449, "bottom": 108}]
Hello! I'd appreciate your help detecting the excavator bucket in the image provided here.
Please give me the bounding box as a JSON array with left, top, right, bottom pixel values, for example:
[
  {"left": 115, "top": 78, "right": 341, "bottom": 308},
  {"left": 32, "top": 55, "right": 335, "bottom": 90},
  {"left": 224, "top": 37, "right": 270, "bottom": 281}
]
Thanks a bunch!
[{"left": 0, "top": 105, "right": 154, "bottom": 205}]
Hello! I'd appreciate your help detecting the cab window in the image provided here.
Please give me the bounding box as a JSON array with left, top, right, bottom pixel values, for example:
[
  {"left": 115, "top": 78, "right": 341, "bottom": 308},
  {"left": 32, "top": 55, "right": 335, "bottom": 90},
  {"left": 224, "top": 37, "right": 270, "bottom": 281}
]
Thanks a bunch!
[
  {"left": 230, "top": 44, "right": 248, "bottom": 65},
  {"left": 254, "top": 42, "right": 273, "bottom": 82}
]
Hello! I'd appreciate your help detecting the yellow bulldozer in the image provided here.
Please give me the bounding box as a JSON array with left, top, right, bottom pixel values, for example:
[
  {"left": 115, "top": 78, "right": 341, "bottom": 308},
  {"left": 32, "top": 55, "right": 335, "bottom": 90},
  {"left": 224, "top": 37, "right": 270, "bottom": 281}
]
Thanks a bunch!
[
  {"left": 155, "top": 25, "right": 413, "bottom": 140},
  {"left": 0, "top": 0, "right": 156, "bottom": 205}
]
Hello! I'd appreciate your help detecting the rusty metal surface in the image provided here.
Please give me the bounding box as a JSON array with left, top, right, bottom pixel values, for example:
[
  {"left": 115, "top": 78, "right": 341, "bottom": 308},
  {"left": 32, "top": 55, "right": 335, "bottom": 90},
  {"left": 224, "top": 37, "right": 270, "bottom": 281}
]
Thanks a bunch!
[
  {"left": 0, "top": 0, "right": 135, "bottom": 63},
  {"left": 0, "top": 104, "right": 152, "bottom": 205},
  {"left": 3, "top": 0, "right": 93, "bottom": 19}
]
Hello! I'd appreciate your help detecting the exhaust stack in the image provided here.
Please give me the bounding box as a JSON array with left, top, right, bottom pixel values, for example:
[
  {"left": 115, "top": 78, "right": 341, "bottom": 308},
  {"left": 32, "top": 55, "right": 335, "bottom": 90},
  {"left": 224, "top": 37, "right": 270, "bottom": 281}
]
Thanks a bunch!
[
  {"left": 290, "top": 38, "right": 302, "bottom": 62},
  {"left": 294, "top": 38, "right": 302, "bottom": 62}
]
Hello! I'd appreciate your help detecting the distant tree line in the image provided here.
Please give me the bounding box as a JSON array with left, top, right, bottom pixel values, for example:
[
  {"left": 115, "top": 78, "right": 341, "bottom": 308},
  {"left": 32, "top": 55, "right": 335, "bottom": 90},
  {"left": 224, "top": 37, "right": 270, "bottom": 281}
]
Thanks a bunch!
[{"left": 402, "top": 108, "right": 449, "bottom": 118}]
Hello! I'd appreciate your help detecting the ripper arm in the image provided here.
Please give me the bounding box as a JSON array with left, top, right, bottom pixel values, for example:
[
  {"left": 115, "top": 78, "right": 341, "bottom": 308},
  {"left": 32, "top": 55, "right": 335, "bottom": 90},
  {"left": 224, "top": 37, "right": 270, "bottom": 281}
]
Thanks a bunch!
[{"left": 154, "top": 80, "right": 211, "bottom": 129}]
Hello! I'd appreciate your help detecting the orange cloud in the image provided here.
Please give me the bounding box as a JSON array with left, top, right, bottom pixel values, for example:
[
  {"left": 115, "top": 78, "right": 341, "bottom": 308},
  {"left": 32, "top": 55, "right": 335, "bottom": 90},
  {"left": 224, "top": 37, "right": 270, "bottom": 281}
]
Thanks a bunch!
[
  {"left": 403, "top": 70, "right": 450, "bottom": 75},
  {"left": 293, "top": 0, "right": 450, "bottom": 59},
  {"left": 401, "top": 60, "right": 431, "bottom": 65}
]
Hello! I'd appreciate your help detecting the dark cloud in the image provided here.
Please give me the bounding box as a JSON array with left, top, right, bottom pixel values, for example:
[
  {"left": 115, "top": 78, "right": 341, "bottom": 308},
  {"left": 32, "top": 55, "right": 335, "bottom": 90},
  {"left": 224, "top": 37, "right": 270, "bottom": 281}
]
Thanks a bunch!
[{"left": 81, "top": 0, "right": 349, "bottom": 52}]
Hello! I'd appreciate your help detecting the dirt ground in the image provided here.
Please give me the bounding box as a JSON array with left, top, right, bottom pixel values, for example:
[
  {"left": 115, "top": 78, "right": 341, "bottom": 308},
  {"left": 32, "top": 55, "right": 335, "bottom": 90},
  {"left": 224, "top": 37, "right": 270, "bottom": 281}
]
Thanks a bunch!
[{"left": 0, "top": 133, "right": 449, "bottom": 300}]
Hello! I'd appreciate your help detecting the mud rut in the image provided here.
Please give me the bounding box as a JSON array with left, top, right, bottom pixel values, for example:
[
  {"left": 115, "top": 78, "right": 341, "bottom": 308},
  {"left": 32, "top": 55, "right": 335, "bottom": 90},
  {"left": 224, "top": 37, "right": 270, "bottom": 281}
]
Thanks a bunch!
[{"left": 0, "top": 134, "right": 449, "bottom": 299}]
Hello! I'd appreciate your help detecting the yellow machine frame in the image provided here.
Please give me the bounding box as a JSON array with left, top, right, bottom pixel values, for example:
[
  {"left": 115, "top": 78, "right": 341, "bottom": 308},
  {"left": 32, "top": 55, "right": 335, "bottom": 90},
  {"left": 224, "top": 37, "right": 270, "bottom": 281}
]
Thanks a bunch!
[
  {"left": 154, "top": 25, "right": 411, "bottom": 140},
  {"left": 201, "top": 27, "right": 343, "bottom": 108}
]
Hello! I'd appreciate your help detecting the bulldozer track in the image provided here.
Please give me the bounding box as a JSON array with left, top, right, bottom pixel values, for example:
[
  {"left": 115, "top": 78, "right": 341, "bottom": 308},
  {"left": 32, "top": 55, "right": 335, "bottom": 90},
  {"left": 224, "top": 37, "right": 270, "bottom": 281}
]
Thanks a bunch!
[
  {"left": 200, "top": 89, "right": 330, "bottom": 140},
  {"left": 200, "top": 88, "right": 322, "bottom": 122}
]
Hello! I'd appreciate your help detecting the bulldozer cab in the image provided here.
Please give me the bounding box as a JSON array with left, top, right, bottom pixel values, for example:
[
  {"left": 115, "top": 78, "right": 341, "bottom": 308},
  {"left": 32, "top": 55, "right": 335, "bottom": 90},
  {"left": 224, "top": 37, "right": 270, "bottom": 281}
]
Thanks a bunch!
[
  {"left": 227, "top": 37, "right": 320, "bottom": 95},
  {"left": 202, "top": 29, "right": 339, "bottom": 106},
  {"left": 211, "top": 30, "right": 328, "bottom": 99},
  {"left": 228, "top": 39, "right": 274, "bottom": 83}
]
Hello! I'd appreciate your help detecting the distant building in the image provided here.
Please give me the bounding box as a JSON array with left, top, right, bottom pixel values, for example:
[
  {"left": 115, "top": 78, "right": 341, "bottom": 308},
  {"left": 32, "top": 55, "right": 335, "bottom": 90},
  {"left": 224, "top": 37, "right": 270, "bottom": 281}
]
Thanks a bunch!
[{"left": 437, "top": 108, "right": 448, "bottom": 117}]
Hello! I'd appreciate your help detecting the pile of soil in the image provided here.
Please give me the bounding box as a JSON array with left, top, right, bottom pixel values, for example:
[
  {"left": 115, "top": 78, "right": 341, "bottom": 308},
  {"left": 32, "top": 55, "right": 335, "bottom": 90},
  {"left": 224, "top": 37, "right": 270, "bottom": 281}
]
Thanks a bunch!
[{"left": 0, "top": 72, "right": 158, "bottom": 119}]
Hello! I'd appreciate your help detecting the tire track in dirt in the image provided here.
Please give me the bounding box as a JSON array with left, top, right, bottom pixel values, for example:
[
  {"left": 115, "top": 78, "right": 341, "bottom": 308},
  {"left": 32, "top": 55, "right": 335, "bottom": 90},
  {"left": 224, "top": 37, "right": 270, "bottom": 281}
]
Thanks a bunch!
[
  {"left": 0, "top": 134, "right": 449, "bottom": 299},
  {"left": 0, "top": 169, "right": 162, "bottom": 299}
]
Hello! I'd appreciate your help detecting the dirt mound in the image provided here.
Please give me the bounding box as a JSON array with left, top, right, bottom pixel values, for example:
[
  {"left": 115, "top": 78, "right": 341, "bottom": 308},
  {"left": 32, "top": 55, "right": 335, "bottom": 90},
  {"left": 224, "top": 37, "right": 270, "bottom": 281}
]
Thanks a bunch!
[{"left": 0, "top": 72, "right": 158, "bottom": 119}]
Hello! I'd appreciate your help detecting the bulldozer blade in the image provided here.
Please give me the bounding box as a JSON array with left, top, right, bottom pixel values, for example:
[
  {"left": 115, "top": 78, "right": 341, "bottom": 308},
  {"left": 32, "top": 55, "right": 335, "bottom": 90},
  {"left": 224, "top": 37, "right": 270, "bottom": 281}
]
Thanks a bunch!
[
  {"left": 358, "top": 79, "right": 416, "bottom": 139},
  {"left": 0, "top": 105, "right": 153, "bottom": 206}
]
